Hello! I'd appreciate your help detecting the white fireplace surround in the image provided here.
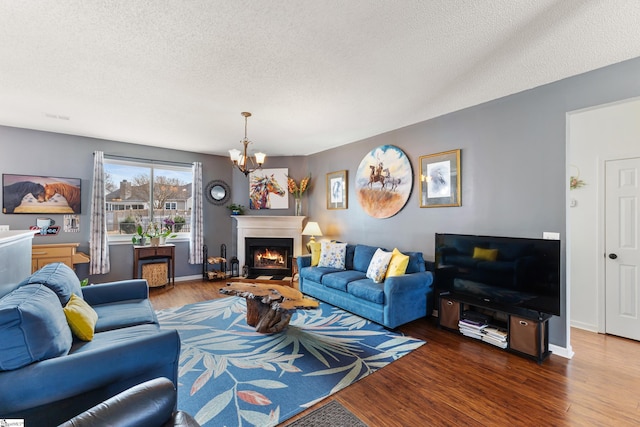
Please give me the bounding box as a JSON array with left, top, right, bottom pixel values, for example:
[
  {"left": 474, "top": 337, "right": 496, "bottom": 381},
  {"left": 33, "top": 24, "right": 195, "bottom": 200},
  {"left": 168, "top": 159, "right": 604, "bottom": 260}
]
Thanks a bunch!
[{"left": 233, "top": 216, "right": 305, "bottom": 268}]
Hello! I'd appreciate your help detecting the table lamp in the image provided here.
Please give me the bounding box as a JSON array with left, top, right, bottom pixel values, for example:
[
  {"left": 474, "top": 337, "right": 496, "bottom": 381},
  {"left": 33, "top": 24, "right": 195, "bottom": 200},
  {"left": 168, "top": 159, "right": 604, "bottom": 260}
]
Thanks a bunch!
[{"left": 301, "top": 221, "right": 323, "bottom": 252}]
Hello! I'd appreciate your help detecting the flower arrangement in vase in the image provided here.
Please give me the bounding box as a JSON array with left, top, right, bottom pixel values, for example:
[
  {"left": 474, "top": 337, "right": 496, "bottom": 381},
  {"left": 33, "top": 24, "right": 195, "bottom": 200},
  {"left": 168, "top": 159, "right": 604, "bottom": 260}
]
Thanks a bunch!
[
  {"left": 287, "top": 174, "right": 311, "bottom": 216},
  {"left": 132, "top": 221, "right": 177, "bottom": 246}
]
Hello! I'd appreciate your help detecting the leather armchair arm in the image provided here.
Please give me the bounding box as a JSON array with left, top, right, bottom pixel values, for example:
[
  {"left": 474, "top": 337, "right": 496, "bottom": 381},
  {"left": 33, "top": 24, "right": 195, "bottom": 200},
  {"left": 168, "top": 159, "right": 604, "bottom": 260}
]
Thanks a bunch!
[{"left": 58, "top": 377, "right": 200, "bottom": 427}]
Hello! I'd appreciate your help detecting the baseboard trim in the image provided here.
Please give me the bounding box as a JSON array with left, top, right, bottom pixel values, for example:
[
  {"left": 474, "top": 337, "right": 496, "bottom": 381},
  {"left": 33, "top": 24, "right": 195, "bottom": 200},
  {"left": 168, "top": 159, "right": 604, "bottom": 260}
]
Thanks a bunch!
[
  {"left": 570, "top": 320, "right": 598, "bottom": 332},
  {"left": 549, "top": 343, "right": 574, "bottom": 359},
  {"left": 176, "top": 274, "right": 204, "bottom": 282}
]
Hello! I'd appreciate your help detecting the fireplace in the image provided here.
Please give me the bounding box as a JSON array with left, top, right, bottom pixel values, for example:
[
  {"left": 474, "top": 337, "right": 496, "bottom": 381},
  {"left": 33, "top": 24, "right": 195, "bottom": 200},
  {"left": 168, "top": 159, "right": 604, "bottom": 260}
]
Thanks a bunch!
[
  {"left": 245, "top": 237, "right": 293, "bottom": 278},
  {"left": 233, "top": 216, "right": 305, "bottom": 276}
]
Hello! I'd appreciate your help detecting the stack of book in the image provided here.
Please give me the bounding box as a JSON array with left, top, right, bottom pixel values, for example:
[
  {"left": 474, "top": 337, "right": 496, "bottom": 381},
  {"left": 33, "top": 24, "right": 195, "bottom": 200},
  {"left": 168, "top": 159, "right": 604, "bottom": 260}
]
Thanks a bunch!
[
  {"left": 458, "top": 311, "right": 491, "bottom": 340},
  {"left": 458, "top": 317, "right": 487, "bottom": 339},
  {"left": 482, "top": 326, "right": 508, "bottom": 349},
  {"left": 458, "top": 311, "right": 508, "bottom": 349}
]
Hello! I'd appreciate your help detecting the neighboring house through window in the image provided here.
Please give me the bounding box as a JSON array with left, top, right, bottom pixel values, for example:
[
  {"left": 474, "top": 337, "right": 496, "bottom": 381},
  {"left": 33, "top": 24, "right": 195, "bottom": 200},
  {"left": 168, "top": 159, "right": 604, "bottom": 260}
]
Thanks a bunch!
[{"left": 104, "top": 157, "right": 192, "bottom": 239}]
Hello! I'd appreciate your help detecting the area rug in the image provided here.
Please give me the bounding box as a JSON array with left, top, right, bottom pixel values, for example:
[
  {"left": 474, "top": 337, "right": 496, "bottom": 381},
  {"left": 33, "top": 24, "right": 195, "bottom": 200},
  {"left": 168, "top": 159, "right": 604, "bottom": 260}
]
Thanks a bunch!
[
  {"left": 157, "top": 297, "right": 424, "bottom": 426},
  {"left": 283, "top": 400, "right": 368, "bottom": 427}
]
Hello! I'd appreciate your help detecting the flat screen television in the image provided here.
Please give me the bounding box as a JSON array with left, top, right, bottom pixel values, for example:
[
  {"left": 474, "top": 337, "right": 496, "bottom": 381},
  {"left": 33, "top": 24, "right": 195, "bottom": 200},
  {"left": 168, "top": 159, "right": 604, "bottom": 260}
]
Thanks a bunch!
[{"left": 435, "top": 233, "right": 561, "bottom": 316}]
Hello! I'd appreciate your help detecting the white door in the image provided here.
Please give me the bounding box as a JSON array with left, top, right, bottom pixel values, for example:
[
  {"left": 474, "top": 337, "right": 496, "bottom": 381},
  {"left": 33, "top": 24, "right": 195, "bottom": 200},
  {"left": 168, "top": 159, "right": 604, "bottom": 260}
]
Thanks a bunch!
[{"left": 605, "top": 157, "right": 640, "bottom": 341}]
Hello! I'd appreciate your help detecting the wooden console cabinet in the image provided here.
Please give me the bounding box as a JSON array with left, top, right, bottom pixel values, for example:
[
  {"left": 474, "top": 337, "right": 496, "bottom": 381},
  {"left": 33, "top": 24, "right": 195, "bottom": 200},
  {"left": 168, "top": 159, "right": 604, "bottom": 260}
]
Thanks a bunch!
[
  {"left": 32, "top": 243, "right": 90, "bottom": 272},
  {"left": 438, "top": 292, "right": 551, "bottom": 363}
]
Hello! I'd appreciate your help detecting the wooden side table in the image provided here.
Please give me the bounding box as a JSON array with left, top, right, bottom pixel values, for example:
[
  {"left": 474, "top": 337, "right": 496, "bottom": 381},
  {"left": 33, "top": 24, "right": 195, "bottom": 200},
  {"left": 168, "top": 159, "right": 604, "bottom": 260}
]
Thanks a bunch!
[{"left": 133, "top": 244, "right": 175, "bottom": 287}]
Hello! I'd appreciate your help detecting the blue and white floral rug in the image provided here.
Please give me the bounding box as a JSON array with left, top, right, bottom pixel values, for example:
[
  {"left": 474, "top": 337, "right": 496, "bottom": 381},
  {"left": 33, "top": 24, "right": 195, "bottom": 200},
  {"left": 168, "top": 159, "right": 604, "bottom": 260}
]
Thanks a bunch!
[{"left": 157, "top": 297, "right": 424, "bottom": 426}]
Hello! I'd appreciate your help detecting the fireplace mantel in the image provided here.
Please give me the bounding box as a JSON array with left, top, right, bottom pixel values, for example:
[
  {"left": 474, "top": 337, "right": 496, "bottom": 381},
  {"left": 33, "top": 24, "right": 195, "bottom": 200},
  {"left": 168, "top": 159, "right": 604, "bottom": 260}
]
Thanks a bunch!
[{"left": 233, "top": 216, "right": 305, "bottom": 268}]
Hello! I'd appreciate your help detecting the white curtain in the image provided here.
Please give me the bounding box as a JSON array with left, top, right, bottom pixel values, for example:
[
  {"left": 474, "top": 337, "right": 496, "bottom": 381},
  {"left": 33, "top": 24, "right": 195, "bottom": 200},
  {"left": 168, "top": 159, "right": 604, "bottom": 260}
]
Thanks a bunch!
[
  {"left": 89, "top": 151, "right": 110, "bottom": 274},
  {"left": 189, "top": 162, "right": 204, "bottom": 264}
]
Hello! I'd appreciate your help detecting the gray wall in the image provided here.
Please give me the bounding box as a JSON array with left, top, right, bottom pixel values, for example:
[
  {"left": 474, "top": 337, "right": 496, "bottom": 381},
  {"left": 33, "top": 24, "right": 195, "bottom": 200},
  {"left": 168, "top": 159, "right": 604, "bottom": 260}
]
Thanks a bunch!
[
  {"left": 0, "top": 127, "right": 235, "bottom": 282},
  {"left": 303, "top": 56, "right": 640, "bottom": 349},
  {"left": 2, "top": 56, "right": 640, "bottom": 350}
]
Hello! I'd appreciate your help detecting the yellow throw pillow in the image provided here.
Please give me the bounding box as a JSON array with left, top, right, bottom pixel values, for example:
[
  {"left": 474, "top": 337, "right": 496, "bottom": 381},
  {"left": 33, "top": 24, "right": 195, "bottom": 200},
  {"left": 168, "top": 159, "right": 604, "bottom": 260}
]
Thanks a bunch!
[
  {"left": 386, "top": 248, "right": 410, "bottom": 278},
  {"left": 63, "top": 293, "right": 98, "bottom": 341},
  {"left": 309, "top": 241, "right": 322, "bottom": 266},
  {"left": 472, "top": 247, "right": 498, "bottom": 262}
]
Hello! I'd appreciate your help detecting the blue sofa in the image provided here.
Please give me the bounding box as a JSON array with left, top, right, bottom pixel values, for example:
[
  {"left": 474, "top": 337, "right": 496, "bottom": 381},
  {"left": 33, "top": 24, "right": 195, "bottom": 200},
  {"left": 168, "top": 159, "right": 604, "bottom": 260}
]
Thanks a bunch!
[
  {"left": 0, "top": 262, "right": 181, "bottom": 426},
  {"left": 297, "top": 244, "right": 434, "bottom": 328}
]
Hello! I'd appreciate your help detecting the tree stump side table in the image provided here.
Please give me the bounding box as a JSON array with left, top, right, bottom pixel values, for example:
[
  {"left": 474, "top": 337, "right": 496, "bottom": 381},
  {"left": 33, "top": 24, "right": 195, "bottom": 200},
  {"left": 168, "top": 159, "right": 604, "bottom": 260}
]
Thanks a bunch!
[{"left": 220, "top": 282, "right": 319, "bottom": 333}]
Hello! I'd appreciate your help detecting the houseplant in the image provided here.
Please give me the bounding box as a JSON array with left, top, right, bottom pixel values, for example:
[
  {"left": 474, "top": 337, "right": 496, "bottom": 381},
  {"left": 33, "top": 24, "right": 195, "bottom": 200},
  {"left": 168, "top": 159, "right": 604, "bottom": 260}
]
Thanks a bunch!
[
  {"left": 131, "top": 222, "right": 177, "bottom": 245},
  {"left": 132, "top": 224, "right": 147, "bottom": 245},
  {"left": 227, "top": 203, "right": 246, "bottom": 215}
]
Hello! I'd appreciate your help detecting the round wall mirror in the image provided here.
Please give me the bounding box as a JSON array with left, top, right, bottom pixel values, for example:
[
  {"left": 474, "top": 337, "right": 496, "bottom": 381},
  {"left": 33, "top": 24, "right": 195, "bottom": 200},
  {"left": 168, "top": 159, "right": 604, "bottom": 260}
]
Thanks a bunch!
[{"left": 205, "top": 180, "right": 230, "bottom": 205}]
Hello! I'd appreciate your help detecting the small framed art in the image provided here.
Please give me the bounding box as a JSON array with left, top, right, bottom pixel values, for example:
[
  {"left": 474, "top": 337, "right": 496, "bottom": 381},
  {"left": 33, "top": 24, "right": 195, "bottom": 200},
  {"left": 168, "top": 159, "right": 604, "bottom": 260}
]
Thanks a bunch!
[
  {"left": 326, "top": 170, "right": 347, "bottom": 209},
  {"left": 419, "top": 149, "right": 461, "bottom": 208}
]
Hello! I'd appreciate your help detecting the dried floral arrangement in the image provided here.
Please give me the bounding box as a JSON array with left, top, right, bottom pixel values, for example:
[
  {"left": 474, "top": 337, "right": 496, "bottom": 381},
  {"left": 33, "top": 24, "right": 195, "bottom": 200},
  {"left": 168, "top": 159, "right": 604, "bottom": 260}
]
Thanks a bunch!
[{"left": 287, "top": 174, "right": 311, "bottom": 198}]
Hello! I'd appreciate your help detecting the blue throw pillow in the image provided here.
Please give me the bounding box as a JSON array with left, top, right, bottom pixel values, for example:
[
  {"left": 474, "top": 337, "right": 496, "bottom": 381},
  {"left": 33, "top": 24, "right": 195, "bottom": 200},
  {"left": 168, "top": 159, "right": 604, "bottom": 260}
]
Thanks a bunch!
[
  {"left": 353, "top": 245, "right": 381, "bottom": 272},
  {"left": 404, "top": 251, "right": 426, "bottom": 274},
  {"left": 0, "top": 284, "right": 72, "bottom": 371},
  {"left": 19, "top": 262, "right": 82, "bottom": 306}
]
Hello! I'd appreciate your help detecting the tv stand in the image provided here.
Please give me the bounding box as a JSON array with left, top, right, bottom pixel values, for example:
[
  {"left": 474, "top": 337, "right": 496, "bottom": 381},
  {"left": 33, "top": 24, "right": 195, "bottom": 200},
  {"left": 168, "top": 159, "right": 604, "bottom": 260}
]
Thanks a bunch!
[{"left": 438, "top": 291, "right": 552, "bottom": 363}]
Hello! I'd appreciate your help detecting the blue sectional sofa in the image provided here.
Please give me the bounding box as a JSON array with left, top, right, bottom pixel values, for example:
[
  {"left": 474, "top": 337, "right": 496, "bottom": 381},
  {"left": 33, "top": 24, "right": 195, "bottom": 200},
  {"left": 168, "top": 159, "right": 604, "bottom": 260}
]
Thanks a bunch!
[
  {"left": 297, "top": 244, "right": 434, "bottom": 328},
  {"left": 0, "top": 262, "right": 181, "bottom": 426}
]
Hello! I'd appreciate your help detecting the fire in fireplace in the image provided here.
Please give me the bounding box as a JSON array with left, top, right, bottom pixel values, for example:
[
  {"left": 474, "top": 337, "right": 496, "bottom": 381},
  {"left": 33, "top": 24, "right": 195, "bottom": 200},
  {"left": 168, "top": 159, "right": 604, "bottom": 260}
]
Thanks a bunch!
[{"left": 245, "top": 237, "right": 293, "bottom": 278}]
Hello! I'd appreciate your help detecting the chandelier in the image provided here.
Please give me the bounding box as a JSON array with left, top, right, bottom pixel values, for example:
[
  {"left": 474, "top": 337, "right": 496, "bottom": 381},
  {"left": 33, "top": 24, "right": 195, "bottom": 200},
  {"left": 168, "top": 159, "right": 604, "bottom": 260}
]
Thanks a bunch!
[{"left": 229, "top": 112, "right": 266, "bottom": 176}]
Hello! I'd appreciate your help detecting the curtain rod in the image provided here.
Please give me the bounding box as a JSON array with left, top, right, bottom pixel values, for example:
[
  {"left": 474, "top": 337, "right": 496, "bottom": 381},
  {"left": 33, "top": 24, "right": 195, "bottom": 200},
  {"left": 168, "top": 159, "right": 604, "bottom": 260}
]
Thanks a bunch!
[{"left": 100, "top": 153, "right": 193, "bottom": 168}]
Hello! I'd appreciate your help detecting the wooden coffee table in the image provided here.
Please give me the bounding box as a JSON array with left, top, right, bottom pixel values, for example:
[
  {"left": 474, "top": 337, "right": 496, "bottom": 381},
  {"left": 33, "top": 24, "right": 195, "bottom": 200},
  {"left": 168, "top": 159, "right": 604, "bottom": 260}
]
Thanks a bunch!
[{"left": 220, "top": 282, "right": 319, "bottom": 333}]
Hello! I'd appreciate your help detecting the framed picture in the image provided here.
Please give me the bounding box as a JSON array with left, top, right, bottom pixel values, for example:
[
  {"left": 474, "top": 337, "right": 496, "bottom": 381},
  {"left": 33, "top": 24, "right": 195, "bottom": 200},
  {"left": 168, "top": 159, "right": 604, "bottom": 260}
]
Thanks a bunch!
[
  {"left": 2, "top": 173, "right": 81, "bottom": 214},
  {"left": 419, "top": 149, "right": 461, "bottom": 208},
  {"left": 354, "top": 145, "right": 413, "bottom": 218},
  {"left": 326, "top": 170, "right": 348, "bottom": 209},
  {"left": 249, "top": 168, "right": 289, "bottom": 210}
]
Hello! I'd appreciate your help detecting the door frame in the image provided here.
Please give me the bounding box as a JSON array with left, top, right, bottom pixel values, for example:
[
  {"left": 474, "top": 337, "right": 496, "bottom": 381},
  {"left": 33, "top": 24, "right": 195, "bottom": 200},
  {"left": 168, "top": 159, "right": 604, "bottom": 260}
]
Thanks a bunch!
[
  {"left": 596, "top": 156, "right": 607, "bottom": 333},
  {"left": 567, "top": 96, "right": 640, "bottom": 341}
]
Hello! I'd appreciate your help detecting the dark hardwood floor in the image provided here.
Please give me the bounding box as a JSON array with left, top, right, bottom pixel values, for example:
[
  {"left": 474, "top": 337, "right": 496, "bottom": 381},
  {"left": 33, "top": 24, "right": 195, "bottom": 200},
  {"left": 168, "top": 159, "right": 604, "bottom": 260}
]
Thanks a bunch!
[{"left": 150, "top": 279, "right": 640, "bottom": 426}]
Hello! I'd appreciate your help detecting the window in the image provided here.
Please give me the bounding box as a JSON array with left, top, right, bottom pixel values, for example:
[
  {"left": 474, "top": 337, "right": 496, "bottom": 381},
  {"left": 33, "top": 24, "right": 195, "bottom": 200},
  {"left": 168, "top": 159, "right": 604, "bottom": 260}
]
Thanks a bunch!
[{"left": 104, "top": 158, "right": 192, "bottom": 239}]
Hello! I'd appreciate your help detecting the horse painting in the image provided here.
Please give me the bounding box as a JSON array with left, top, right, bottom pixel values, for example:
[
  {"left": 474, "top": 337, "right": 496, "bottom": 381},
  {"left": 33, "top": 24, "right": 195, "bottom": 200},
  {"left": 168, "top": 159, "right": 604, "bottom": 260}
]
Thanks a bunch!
[
  {"left": 3, "top": 181, "right": 45, "bottom": 213},
  {"left": 368, "top": 163, "right": 385, "bottom": 190},
  {"left": 250, "top": 173, "right": 285, "bottom": 209},
  {"left": 383, "top": 168, "right": 401, "bottom": 191},
  {"left": 42, "top": 182, "right": 81, "bottom": 213},
  {"left": 355, "top": 145, "right": 412, "bottom": 219}
]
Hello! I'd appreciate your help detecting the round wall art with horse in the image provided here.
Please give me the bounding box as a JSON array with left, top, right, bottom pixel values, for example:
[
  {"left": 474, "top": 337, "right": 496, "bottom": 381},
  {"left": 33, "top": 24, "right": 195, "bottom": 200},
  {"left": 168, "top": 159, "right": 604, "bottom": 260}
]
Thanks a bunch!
[{"left": 355, "top": 145, "right": 413, "bottom": 218}]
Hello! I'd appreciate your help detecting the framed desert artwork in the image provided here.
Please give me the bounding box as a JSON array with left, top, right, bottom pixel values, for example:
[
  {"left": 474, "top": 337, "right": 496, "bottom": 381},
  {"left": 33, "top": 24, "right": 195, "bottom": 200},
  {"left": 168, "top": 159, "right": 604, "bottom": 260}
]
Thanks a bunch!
[
  {"left": 354, "top": 145, "right": 413, "bottom": 218},
  {"left": 326, "top": 170, "right": 347, "bottom": 209},
  {"left": 2, "top": 173, "right": 81, "bottom": 214},
  {"left": 248, "top": 168, "right": 289, "bottom": 210},
  {"left": 419, "top": 149, "right": 461, "bottom": 208}
]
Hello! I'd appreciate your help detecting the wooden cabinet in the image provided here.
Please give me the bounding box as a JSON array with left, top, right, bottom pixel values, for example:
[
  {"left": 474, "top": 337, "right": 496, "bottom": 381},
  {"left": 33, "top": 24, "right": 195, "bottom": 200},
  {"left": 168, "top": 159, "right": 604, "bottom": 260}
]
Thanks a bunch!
[{"left": 32, "top": 243, "right": 90, "bottom": 272}]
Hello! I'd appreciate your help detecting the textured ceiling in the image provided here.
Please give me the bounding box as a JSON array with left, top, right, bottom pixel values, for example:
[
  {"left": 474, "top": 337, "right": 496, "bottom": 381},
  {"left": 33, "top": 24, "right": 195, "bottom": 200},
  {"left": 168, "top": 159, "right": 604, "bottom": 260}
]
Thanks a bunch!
[{"left": 1, "top": 1, "right": 640, "bottom": 157}]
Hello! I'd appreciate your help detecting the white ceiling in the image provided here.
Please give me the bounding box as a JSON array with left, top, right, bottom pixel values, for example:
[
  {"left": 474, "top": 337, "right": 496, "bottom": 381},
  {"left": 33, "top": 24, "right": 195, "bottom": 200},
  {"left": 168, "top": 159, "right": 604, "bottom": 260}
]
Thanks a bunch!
[{"left": 1, "top": 1, "right": 640, "bottom": 157}]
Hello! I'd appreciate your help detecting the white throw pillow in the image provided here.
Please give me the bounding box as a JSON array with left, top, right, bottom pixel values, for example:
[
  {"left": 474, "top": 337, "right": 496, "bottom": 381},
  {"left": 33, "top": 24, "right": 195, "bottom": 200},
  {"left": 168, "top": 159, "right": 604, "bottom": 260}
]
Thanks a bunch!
[
  {"left": 317, "top": 241, "right": 347, "bottom": 269},
  {"left": 366, "top": 248, "right": 393, "bottom": 283}
]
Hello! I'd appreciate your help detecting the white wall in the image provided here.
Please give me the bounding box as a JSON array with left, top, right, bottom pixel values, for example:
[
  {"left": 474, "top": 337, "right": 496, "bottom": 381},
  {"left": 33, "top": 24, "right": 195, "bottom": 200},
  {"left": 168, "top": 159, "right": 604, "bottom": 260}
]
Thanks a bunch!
[{"left": 568, "top": 96, "right": 640, "bottom": 331}]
